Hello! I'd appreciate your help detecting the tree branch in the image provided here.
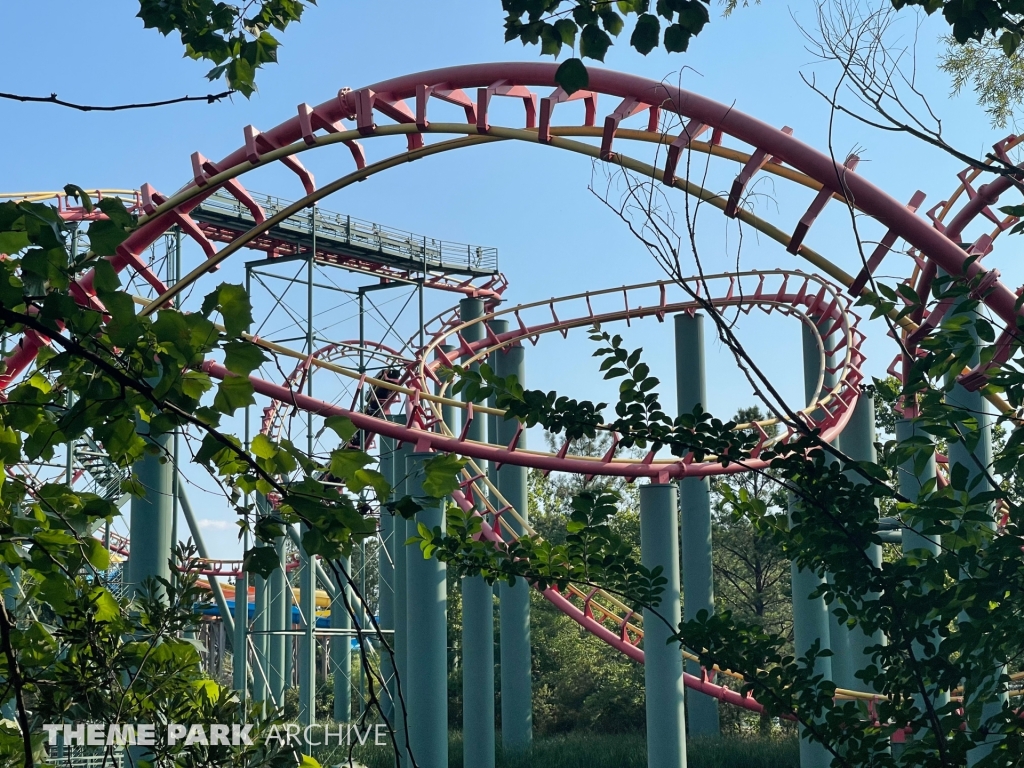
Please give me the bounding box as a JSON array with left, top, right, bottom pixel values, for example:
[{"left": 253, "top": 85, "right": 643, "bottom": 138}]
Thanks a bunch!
[{"left": 0, "top": 90, "right": 235, "bottom": 112}]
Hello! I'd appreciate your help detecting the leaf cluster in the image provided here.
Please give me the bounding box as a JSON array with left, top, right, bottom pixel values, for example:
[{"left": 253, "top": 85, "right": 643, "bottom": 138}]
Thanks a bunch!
[{"left": 136, "top": 0, "right": 315, "bottom": 97}]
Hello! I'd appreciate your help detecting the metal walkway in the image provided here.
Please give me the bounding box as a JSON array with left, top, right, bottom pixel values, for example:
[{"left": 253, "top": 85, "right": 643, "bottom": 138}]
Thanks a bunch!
[{"left": 191, "top": 189, "right": 498, "bottom": 278}]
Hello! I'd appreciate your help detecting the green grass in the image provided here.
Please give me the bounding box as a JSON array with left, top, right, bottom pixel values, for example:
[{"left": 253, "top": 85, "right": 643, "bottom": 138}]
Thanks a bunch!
[{"left": 317, "top": 731, "right": 798, "bottom": 768}]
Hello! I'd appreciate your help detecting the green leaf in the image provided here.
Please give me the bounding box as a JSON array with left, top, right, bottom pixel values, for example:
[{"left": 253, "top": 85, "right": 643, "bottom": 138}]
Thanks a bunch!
[
  {"left": 664, "top": 23, "right": 692, "bottom": 52},
  {"left": 630, "top": 13, "right": 661, "bottom": 54},
  {"left": 202, "top": 283, "right": 253, "bottom": 336},
  {"left": 599, "top": 9, "right": 625, "bottom": 36},
  {"left": 92, "top": 258, "right": 121, "bottom": 293},
  {"left": 325, "top": 415, "right": 358, "bottom": 442},
  {"left": 87, "top": 219, "right": 130, "bottom": 257},
  {"left": 89, "top": 587, "right": 121, "bottom": 622},
  {"left": 83, "top": 537, "right": 110, "bottom": 571},
  {"left": 349, "top": 468, "right": 390, "bottom": 498},
  {"left": 223, "top": 339, "right": 268, "bottom": 375},
  {"left": 330, "top": 449, "right": 373, "bottom": 481},
  {"left": 63, "top": 185, "right": 95, "bottom": 213},
  {"left": 213, "top": 375, "right": 255, "bottom": 414},
  {"left": 243, "top": 546, "right": 281, "bottom": 578},
  {"left": 554, "top": 18, "right": 578, "bottom": 46},
  {"left": 251, "top": 433, "right": 277, "bottom": 460},
  {"left": 422, "top": 453, "right": 467, "bottom": 497},
  {"left": 580, "top": 24, "right": 612, "bottom": 61},
  {"left": 556, "top": 58, "right": 590, "bottom": 95},
  {"left": 540, "top": 23, "right": 563, "bottom": 56},
  {"left": 96, "top": 197, "right": 135, "bottom": 228},
  {"left": 0, "top": 231, "right": 30, "bottom": 254}
]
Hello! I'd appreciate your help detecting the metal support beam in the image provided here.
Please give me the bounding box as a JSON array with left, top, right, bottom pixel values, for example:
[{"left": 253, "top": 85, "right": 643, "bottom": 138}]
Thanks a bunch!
[
  {"left": 491, "top": 335, "right": 533, "bottom": 754},
  {"left": 332, "top": 557, "right": 353, "bottom": 723},
  {"left": 405, "top": 453, "right": 448, "bottom": 768},
  {"left": 673, "top": 312, "right": 719, "bottom": 737},
  {"left": 298, "top": 208, "right": 317, "bottom": 737},
  {"left": 461, "top": 299, "right": 496, "bottom": 768},
  {"left": 393, "top": 437, "right": 414, "bottom": 767},
  {"left": 287, "top": 525, "right": 338, "bottom": 599},
  {"left": 298, "top": 526, "right": 317, "bottom": 735},
  {"left": 269, "top": 534, "right": 288, "bottom": 705},
  {"left": 253, "top": 560, "right": 269, "bottom": 703},
  {"left": 177, "top": 481, "right": 234, "bottom": 637},
  {"left": 234, "top": 535, "right": 249, "bottom": 699},
  {"left": 378, "top": 428, "right": 397, "bottom": 725},
  {"left": 640, "top": 483, "right": 687, "bottom": 768}
]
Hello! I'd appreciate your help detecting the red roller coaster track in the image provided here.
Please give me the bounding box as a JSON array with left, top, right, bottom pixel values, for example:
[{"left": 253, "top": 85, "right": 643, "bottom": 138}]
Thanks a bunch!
[{"left": 6, "top": 61, "right": 1024, "bottom": 715}]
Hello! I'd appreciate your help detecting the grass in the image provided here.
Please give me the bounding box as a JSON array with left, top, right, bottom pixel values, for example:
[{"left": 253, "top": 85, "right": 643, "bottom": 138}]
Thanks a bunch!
[{"left": 316, "top": 731, "right": 799, "bottom": 768}]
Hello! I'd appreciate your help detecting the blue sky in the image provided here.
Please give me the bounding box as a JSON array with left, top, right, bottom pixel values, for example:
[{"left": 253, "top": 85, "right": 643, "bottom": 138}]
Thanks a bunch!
[{"left": 1, "top": 1, "right": 1016, "bottom": 557}]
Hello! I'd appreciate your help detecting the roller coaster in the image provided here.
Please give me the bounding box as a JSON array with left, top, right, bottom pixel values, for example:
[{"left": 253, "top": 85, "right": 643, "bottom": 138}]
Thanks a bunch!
[{"left": 5, "top": 62, "right": 1023, "bottom": 768}]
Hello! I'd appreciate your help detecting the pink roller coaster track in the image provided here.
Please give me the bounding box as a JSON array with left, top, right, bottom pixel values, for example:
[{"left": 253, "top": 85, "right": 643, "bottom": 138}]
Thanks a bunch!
[{"left": 7, "top": 62, "right": 1024, "bottom": 715}]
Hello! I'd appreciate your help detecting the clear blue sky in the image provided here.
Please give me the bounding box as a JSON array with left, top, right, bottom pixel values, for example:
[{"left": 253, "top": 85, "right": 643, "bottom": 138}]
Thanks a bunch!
[{"left": 1, "top": 1, "right": 1016, "bottom": 557}]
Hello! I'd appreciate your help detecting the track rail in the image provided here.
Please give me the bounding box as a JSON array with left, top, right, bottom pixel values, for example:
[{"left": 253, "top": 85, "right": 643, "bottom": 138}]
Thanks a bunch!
[{"left": 6, "top": 62, "right": 1024, "bottom": 717}]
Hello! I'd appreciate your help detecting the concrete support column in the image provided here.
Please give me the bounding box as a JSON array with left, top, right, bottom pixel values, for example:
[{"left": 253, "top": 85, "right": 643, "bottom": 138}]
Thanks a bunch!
[
  {"left": 673, "top": 312, "right": 719, "bottom": 737},
  {"left": 461, "top": 299, "right": 496, "bottom": 768},
  {"left": 640, "top": 484, "right": 688, "bottom": 768},
  {"left": 492, "top": 337, "right": 533, "bottom": 753},
  {"left": 128, "top": 429, "right": 173, "bottom": 597},
  {"left": 405, "top": 453, "right": 448, "bottom": 768},
  {"left": 378, "top": 431, "right": 397, "bottom": 725},
  {"left": 895, "top": 417, "right": 948, "bottom": 732},
  {"left": 791, "top": 324, "right": 833, "bottom": 768},
  {"left": 838, "top": 393, "right": 884, "bottom": 690},
  {"left": 944, "top": 310, "right": 1003, "bottom": 765},
  {"left": 331, "top": 556, "right": 352, "bottom": 722}
]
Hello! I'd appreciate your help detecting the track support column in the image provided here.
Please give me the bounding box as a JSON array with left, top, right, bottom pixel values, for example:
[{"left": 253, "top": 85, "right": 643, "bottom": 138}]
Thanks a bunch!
[
  {"left": 640, "top": 483, "right": 688, "bottom": 768},
  {"left": 491, "top": 335, "right": 533, "bottom": 754},
  {"left": 673, "top": 312, "right": 719, "bottom": 737},
  {"left": 405, "top": 453, "right": 448, "bottom": 768},
  {"left": 944, "top": 301, "right": 1003, "bottom": 765},
  {"left": 838, "top": 393, "right": 884, "bottom": 690},
  {"left": 128, "top": 427, "right": 173, "bottom": 598},
  {"left": 791, "top": 324, "right": 833, "bottom": 768},
  {"left": 895, "top": 415, "right": 947, "bottom": 746},
  {"left": 461, "top": 299, "right": 496, "bottom": 768}
]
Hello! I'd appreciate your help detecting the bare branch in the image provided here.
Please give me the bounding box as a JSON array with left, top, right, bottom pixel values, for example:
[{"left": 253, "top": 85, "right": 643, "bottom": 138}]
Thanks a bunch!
[{"left": 0, "top": 90, "right": 235, "bottom": 112}]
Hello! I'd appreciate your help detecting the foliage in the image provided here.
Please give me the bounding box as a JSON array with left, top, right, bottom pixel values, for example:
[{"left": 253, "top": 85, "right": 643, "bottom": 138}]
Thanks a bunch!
[
  {"left": 501, "top": 0, "right": 714, "bottom": 92},
  {"left": 939, "top": 37, "right": 1024, "bottom": 127},
  {"left": 709, "top": 408, "right": 792, "bottom": 644},
  {"left": 135, "top": 0, "right": 316, "bottom": 97},
  {"left": 0, "top": 193, "right": 468, "bottom": 766},
  {"left": 439, "top": 273, "right": 1024, "bottom": 766},
  {"left": 895, "top": 0, "right": 1024, "bottom": 56},
  {"left": 332, "top": 731, "right": 798, "bottom": 768}
]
